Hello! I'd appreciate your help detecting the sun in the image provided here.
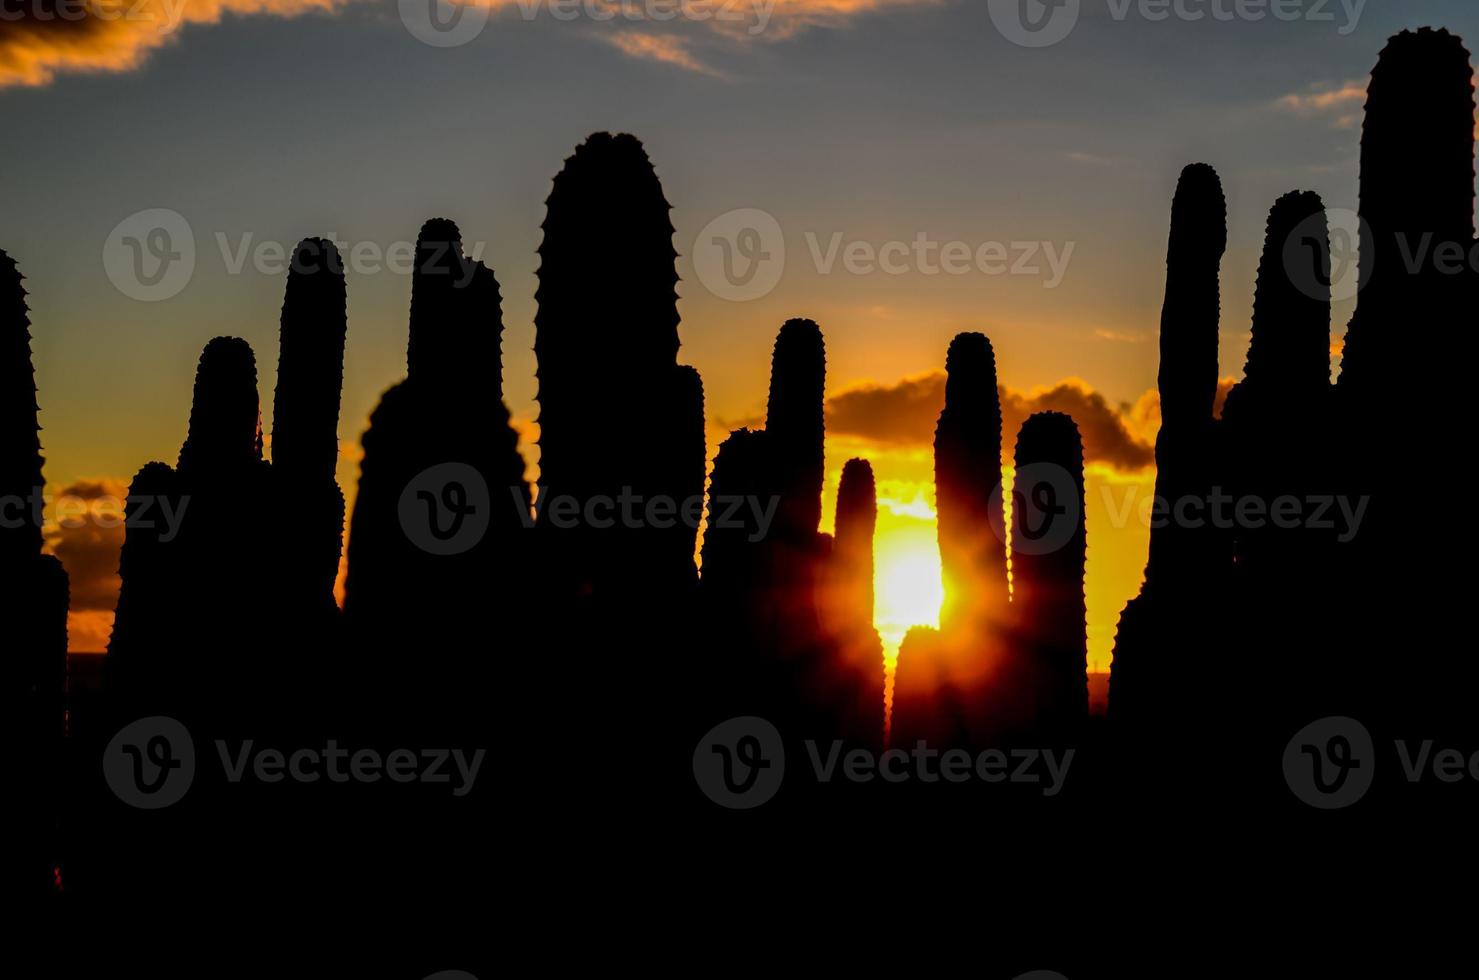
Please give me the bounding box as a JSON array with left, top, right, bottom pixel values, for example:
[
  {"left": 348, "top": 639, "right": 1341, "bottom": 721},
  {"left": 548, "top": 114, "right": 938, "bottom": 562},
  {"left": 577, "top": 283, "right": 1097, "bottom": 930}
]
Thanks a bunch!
[{"left": 873, "top": 527, "right": 944, "bottom": 659}]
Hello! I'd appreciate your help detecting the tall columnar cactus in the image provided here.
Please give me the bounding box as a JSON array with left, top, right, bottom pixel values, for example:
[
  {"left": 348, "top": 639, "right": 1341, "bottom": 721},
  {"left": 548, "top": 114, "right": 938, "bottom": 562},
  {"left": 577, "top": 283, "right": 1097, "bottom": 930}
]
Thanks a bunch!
[
  {"left": 1333, "top": 28, "right": 1477, "bottom": 734},
  {"left": 1144, "top": 162, "right": 1227, "bottom": 586},
  {"left": 0, "top": 249, "right": 45, "bottom": 563},
  {"left": 832, "top": 457, "right": 877, "bottom": 629},
  {"left": 765, "top": 318, "right": 826, "bottom": 540},
  {"left": 272, "top": 238, "right": 349, "bottom": 626},
  {"left": 933, "top": 331, "right": 1006, "bottom": 636},
  {"left": 178, "top": 337, "right": 264, "bottom": 478},
  {"left": 342, "top": 217, "right": 530, "bottom": 742},
  {"left": 1234, "top": 192, "right": 1331, "bottom": 409},
  {"left": 273, "top": 238, "right": 347, "bottom": 485},
  {"left": 1222, "top": 192, "right": 1333, "bottom": 579},
  {"left": 533, "top": 132, "right": 703, "bottom": 599},
  {"left": 701, "top": 428, "right": 773, "bottom": 600},
  {"left": 0, "top": 249, "right": 68, "bottom": 894},
  {"left": 1340, "top": 28, "right": 1475, "bottom": 406},
  {"left": 1110, "top": 163, "right": 1228, "bottom": 725},
  {"left": 1008, "top": 411, "right": 1088, "bottom": 736}
]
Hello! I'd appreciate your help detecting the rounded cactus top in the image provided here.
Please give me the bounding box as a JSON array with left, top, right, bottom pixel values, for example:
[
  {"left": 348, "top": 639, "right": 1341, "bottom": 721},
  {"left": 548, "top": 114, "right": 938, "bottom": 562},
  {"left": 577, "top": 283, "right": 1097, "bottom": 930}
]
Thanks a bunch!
[
  {"left": 1168, "top": 163, "right": 1228, "bottom": 262},
  {"left": 289, "top": 237, "right": 346, "bottom": 279},
  {"left": 1014, "top": 410, "right": 1084, "bottom": 468}
]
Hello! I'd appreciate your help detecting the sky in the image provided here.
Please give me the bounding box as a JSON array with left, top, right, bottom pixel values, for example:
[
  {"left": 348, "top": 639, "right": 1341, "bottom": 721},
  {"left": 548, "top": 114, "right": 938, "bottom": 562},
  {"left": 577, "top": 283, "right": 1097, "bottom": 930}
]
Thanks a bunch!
[{"left": 4, "top": 0, "right": 1475, "bottom": 658}]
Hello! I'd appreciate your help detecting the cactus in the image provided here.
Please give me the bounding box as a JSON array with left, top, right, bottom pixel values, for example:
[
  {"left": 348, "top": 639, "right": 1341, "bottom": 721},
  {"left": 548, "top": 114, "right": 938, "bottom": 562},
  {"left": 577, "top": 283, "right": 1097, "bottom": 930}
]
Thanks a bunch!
[
  {"left": 272, "top": 239, "right": 349, "bottom": 623},
  {"left": 831, "top": 457, "right": 877, "bottom": 630},
  {"left": 765, "top": 318, "right": 826, "bottom": 540},
  {"left": 1008, "top": 411, "right": 1088, "bottom": 736},
  {"left": 0, "top": 248, "right": 68, "bottom": 894},
  {"left": 274, "top": 238, "right": 347, "bottom": 485},
  {"left": 178, "top": 337, "right": 264, "bottom": 478},
  {"left": 933, "top": 331, "right": 1007, "bottom": 636},
  {"left": 1340, "top": 28, "right": 1475, "bottom": 405},
  {"left": 533, "top": 132, "right": 703, "bottom": 600},
  {"left": 1110, "top": 164, "right": 1228, "bottom": 724}
]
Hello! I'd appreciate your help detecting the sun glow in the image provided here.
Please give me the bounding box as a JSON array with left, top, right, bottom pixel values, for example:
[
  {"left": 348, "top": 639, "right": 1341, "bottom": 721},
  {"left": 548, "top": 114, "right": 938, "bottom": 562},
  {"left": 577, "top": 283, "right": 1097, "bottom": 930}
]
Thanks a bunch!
[{"left": 873, "top": 520, "right": 944, "bottom": 660}]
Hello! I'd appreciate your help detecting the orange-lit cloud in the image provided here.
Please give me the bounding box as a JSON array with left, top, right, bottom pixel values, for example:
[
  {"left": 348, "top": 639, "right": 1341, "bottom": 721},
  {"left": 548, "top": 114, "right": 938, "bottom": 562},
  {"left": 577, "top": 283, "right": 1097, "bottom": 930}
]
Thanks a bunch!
[
  {"left": 1275, "top": 80, "right": 1366, "bottom": 129},
  {"left": 1, "top": 0, "right": 354, "bottom": 88},
  {"left": 602, "top": 29, "right": 718, "bottom": 76},
  {"left": 42, "top": 477, "right": 128, "bottom": 652},
  {"left": 824, "top": 372, "right": 1158, "bottom": 471}
]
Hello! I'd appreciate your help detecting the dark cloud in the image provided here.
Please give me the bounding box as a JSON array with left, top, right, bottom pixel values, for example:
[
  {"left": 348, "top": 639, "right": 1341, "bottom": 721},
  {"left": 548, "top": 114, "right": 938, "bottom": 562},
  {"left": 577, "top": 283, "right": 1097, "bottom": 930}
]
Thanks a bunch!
[
  {"left": 43, "top": 478, "right": 126, "bottom": 612},
  {"left": 825, "top": 373, "right": 1158, "bottom": 471}
]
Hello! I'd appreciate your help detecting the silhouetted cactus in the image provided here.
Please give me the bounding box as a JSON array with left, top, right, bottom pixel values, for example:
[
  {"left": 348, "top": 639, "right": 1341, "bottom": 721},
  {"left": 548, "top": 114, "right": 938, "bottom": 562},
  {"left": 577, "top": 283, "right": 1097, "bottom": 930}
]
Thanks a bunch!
[
  {"left": 933, "top": 331, "right": 1006, "bottom": 636},
  {"left": 766, "top": 318, "right": 826, "bottom": 540},
  {"left": 178, "top": 337, "right": 264, "bottom": 478},
  {"left": 272, "top": 238, "right": 348, "bottom": 623},
  {"left": 0, "top": 249, "right": 44, "bottom": 564},
  {"left": 0, "top": 248, "right": 68, "bottom": 894},
  {"left": 274, "top": 238, "right": 347, "bottom": 483},
  {"left": 1145, "top": 162, "right": 1227, "bottom": 585},
  {"left": 1222, "top": 192, "right": 1333, "bottom": 577},
  {"left": 1110, "top": 164, "right": 1229, "bottom": 726},
  {"left": 1008, "top": 412, "right": 1087, "bottom": 737},
  {"left": 533, "top": 132, "right": 704, "bottom": 603},
  {"left": 343, "top": 218, "right": 530, "bottom": 743},
  {"left": 1332, "top": 28, "right": 1477, "bottom": 735},
  {"left": 1340, "top": 28, "right": 1475, "bottom": 405},
  {"left": 830, "top": 458, "right": 877, "bottom": 630}
]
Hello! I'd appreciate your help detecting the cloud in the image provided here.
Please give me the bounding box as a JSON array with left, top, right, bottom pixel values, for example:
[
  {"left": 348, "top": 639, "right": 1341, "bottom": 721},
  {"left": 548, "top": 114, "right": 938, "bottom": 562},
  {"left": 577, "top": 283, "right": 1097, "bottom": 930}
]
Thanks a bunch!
[
  {"left": 602, "top": 29, "right": 718, "bottom": 75},
  {"left": 1274, "top": 80, "right": 1366, "bottom": 130},
  {"left": 824, "top": 373, "right": 1159, "bottom": 472},
  {"left": 1, "top": 0, "right": 355, "bottom": 88},
  {"left": 42, "top": 478, "right": 127, "bottom": 613}
]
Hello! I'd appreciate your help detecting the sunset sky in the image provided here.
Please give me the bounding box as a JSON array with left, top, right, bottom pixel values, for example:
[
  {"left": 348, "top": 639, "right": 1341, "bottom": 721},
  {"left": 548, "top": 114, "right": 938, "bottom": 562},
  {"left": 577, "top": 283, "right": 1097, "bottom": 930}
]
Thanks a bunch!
[{"left": 5, "top": 0, "right": 1474, "bottom": 658}]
